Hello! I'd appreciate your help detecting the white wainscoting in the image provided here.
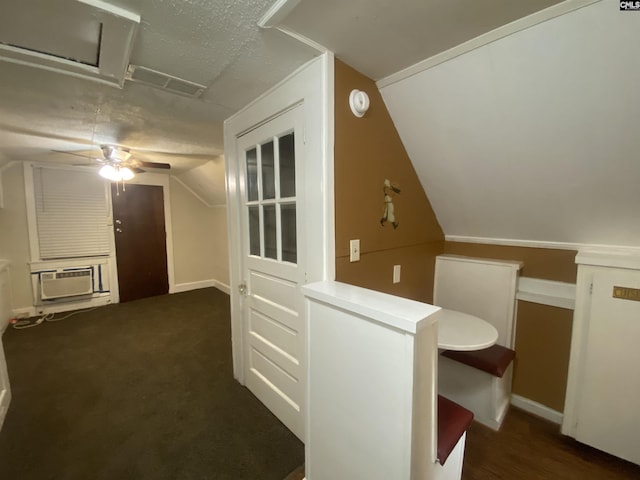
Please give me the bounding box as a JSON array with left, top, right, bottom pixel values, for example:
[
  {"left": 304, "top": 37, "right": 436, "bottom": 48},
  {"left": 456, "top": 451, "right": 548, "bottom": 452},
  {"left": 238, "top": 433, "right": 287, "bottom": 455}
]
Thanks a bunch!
[{"left": 517, "top": 277, "right": 576, "bottom": 310}]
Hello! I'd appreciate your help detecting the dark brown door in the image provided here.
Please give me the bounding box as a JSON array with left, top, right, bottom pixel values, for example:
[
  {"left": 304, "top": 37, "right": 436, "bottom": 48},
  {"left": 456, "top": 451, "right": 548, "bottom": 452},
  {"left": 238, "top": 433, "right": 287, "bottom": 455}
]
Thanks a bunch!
[{"left": 112, "top": 184, "right": 169, "bottom": 302}]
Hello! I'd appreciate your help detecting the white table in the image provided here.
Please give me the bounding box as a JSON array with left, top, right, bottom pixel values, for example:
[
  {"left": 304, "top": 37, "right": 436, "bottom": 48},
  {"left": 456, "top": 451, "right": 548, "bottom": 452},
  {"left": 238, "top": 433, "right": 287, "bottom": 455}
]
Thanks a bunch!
[{"left": 436, "top": 308, "right": 498, "bottom": 351}]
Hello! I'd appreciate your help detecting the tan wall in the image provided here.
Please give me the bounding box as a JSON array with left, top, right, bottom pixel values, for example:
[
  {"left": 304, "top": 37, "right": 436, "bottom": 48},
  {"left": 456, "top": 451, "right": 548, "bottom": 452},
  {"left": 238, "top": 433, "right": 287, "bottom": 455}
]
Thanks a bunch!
[
  {"left": 0, "top": 167, "right": 229, "bottom": 313},
  {"left": 0, "top": 162, "right": 33, "bottom": 309},
  {"left": 512, "top": 301, "right": 573, "bottom": 412},
  {"left": 334, "top": 59, "right": 444, "bottom": 303},
  {"left": 170, "top": 177, "right": 229, "bottom": 287},
  {"left": 444, "top": 241, "right": 577, "bottom": 411},
  {"left": 444, "top": 242, "right": 577, "bottom": 283}
]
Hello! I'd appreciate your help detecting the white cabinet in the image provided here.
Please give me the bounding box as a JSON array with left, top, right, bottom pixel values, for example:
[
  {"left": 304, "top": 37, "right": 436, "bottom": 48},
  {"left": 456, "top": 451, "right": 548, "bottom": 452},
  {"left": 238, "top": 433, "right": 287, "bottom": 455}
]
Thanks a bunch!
[
  {"left": 0, "top": 260, "right": 13, "bottom": 430},
  {"left": 562, "top": 251, "right": 640, "bottom": 465}
]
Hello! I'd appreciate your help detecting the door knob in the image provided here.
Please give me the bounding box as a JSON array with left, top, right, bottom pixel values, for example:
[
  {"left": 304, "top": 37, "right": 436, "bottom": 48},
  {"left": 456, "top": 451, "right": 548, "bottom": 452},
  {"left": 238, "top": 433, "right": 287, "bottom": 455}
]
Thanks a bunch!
[{"left": 238, "top": 282, "right": 248, "bottom": 296}]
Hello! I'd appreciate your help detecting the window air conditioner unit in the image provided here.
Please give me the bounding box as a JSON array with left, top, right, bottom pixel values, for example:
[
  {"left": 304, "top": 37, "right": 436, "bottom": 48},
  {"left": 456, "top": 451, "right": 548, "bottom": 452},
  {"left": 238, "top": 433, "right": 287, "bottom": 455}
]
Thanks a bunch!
[{"left": 40, "top": 269, "right": 93, "bottom": 300}]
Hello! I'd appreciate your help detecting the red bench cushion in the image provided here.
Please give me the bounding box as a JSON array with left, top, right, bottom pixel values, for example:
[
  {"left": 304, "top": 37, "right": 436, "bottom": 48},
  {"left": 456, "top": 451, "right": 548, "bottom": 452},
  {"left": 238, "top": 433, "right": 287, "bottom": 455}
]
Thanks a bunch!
[
  {"left": 441, "top": 344, "right": 515, "bottom": 378},
  {"left": 437, "top": 395, "right": 474, "bottom": 466}
]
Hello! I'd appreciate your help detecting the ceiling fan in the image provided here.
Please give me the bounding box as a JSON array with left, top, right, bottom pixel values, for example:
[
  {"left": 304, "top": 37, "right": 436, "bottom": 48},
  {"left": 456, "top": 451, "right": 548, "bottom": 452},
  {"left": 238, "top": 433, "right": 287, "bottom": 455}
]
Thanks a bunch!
[{"left": 61, "top": 145, "right": 171, "bottom": 181}]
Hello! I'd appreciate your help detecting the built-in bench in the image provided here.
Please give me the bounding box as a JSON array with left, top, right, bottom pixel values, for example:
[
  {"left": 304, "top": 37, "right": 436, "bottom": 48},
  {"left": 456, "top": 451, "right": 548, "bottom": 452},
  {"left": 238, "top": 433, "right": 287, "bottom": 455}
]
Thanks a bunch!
[
  {"left": 441, "top": 344, "right": 516, "bottom": 378},
  {"left": 437, "top": 395, "right": 474, "bottom": 465},
  {"left": 434, "top": 254, "right": 521, "bottom": 431},
  {"left": 438, "top": 344, "right": 516, "bottom": 430}
]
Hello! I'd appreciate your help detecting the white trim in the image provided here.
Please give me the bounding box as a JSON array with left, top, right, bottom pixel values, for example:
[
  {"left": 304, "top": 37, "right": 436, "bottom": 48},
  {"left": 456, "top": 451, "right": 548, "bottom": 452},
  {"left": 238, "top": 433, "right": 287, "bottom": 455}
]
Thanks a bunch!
[
  {"left": 257, "top": 0, "right": 302, "bottom": 28},
  {"left": 213, "top": 281, "right": 231, "bottom": 295},
  {"left": 274, "top": 26, "right": 328, "bottom": 54},
  {"left": 321, "top": 52, "right": 336, "bottom": 281},
  {"left": 172, "top": 279, "right": 230, "bottom": 295},
  {"left": 511, "top": 394, "right": 563, "bottom": 425},
  {"left": 12, "top": 307, "right": 36, "bottom": 319},
  {"left": 173, "top": 280, "right": 216, "bottom": 293},
  {"left": 225, "top": 54, "right": 334, "bottom": 384},
  {"left": 575, "top": 249, "right": 640, "bottom": 270},
  {"left": 302, "top": 281, "right": 440, "bottom": 334},
  {"left": 445, "top": 235, "right": 640, "bottom": 254},
  {"left": 33, "top": 296, "right": 112, "bottom": 316},
  {"left": 517, "top": 277, "right": 575, "bottom": 310},
  {"left": 171, "top": 175, "right": 216, "bottom": 208},
  {"left": 376, "top": 0, "right": 600, "bottom": 88}
]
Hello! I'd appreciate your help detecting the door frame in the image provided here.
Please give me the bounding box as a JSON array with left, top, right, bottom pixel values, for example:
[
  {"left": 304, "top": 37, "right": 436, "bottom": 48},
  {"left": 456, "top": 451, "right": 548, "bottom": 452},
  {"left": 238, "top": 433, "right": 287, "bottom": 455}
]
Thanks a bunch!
[{"left": 224, "top": 53, "right": 335, "bottom": 384}]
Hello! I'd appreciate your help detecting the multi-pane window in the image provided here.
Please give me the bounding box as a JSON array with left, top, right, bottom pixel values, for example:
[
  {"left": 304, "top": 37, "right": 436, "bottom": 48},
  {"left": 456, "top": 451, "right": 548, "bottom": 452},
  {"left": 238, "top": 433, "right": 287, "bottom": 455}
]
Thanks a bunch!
[{"left": 245, "top": 132, "right": 297, "bottom": 264}]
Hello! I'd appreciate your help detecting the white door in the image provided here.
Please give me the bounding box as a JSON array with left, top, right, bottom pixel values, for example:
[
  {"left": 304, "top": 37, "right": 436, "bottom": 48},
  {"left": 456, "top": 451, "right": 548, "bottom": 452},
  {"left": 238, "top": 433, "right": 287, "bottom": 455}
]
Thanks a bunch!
[
  {"left": 575, "top": 269, "right": 640, "bottom": 465},
  {"left": 236, "top": 106, "right": 306, "bottom": 440}
]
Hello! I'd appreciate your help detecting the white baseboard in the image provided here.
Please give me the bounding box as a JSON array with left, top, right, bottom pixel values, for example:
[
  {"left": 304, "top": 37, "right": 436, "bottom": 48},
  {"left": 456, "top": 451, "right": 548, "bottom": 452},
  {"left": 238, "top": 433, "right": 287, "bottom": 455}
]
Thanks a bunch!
[
  {"left": 173, "top": 279, "right": 230, "bottom": 295},
  {"left": 13, "top": 296, "right": 113, "bottom": 319},
  {"left": 511, "top": 394, "right": 563, "bottom": 425},
  {"left": 213, "top": 281, "right": 231, "bottom": 295},
  {"left": 12, "top": 307, "right": 36, "bottom": 319}
]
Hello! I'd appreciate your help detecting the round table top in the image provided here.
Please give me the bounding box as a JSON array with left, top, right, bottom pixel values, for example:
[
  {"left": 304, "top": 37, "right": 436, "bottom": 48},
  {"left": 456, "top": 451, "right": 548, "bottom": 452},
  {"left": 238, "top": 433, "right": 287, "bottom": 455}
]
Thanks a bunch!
[{"left": 437, "top": 308, "right": 498, "bottom": 351}]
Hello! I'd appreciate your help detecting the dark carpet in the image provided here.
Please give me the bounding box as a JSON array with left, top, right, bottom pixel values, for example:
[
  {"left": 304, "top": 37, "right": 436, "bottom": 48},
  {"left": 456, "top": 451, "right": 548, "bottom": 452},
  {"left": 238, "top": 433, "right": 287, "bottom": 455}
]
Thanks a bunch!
[{"left": 0, "top": 288, "right": 304, "bottom": 480}]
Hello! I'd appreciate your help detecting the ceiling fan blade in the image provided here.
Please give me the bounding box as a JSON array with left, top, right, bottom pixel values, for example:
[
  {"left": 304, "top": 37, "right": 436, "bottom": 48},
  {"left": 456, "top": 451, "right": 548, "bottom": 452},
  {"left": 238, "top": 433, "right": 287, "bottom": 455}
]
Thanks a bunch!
[
  {"left": 131, "top": 167, "right": 145, "bottom": 174},
  {"left": 51, "top": 149, "right": 101, "bottom": 160},
  {"left": 138, "top": 161, "right": 171, "bottom": 170}
]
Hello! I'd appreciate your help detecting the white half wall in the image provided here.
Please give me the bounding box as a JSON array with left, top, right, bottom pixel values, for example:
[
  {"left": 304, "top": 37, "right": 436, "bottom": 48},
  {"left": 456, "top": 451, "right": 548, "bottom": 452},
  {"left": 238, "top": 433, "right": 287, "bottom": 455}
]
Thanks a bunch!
[{"left": 380, "top": 1, "right": 640, "bottom": 248}]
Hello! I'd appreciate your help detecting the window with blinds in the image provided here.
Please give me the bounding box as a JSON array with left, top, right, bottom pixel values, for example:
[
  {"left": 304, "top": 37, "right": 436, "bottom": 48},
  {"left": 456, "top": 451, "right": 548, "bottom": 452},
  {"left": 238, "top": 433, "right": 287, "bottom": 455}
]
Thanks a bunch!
[{"left": 33, "top": 167, "right": 111, "bottom": 260}]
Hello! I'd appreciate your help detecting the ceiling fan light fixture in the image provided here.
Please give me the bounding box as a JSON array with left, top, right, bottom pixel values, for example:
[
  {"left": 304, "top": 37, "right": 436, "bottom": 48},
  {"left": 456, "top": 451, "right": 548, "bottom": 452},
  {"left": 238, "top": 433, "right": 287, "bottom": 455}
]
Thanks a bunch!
[
  {"left": 120, "top": 166, "right": 135, "bottom": 181},
  {"left": 99, "top": 164, "right": 119, "bottom": 181},
  {"left": 99, "top": 164, "right": 135, "bottom": 182}
]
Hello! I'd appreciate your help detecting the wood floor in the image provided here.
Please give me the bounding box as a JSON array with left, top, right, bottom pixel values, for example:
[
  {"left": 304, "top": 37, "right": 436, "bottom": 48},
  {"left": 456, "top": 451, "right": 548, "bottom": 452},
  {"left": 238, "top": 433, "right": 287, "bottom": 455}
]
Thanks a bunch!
[
  {"left": 283, "top": 407, "right": 640, "bottom": 479},
  {"left": 463, "top": 407, "right": 639, "bottom": 480}
]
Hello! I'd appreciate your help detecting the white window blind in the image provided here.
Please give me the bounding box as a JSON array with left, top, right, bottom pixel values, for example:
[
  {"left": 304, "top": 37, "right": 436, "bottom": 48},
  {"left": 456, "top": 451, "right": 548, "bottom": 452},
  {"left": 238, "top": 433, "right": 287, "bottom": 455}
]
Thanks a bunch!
[{"left": 33, "top": 167, "right": 110, "bottom": 259}]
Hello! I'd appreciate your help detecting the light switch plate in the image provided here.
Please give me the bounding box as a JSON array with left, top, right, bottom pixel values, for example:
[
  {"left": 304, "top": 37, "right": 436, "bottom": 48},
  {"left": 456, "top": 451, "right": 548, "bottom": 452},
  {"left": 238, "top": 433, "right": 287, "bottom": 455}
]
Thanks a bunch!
[
  {"left": 349, "top": 239, "right": 360, "bottom": 262},
  {"left": 393, "top": 265, "right": 401, "bottom": 284}
]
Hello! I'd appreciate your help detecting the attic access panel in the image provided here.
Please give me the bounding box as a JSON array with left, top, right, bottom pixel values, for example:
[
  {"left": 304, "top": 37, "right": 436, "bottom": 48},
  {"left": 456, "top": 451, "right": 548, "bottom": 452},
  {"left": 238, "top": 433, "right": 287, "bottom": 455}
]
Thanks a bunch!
[
  {"left": 0, "top": 0, "right": 139, "bottom": 87},
  {"left": 0, "top": 2, "right": 101, "bottom": 67}
]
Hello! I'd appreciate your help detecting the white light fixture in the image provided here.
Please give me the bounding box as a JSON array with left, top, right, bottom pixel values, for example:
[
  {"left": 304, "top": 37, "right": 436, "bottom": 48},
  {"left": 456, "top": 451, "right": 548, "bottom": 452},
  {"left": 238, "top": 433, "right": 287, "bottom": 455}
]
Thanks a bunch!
[
  {"left": 119, "top": 167, "right": 134, "bottom": 181},
  {"left": 99, "top": 164, "right": 119, "bottom": 181},
  {"left": 99, "top": 164, "right": 135, "bottom": 182},
  {"left": 349, "top": 89, "right": 370, "bottom": 117}
]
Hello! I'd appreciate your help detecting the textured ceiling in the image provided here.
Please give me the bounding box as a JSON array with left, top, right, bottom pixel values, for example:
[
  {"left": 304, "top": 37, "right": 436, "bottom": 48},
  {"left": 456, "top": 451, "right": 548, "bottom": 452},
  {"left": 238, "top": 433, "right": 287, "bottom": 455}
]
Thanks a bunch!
[
  {"left": 0, "top": 0, "right": 319, "bottom": 172},
  {"left": 0, "top": 0, "right": 574, "bottom": 176}
]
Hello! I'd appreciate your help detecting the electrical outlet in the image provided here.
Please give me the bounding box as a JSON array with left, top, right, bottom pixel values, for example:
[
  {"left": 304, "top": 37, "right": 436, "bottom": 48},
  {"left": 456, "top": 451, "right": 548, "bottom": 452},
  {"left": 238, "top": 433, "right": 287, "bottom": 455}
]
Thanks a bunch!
[
  {"left": 349, "top": 239, "right": 360, "bottom": 262},
  {"left": 393, "top": 265, "right": 401, "bottom": 284}
]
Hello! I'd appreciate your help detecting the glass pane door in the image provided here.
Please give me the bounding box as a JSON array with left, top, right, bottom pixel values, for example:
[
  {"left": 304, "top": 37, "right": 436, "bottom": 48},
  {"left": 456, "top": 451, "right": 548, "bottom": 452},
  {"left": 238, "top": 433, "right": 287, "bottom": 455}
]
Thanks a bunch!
[{"left": 244, "top": 130, "right": 297, "bottom": 264}]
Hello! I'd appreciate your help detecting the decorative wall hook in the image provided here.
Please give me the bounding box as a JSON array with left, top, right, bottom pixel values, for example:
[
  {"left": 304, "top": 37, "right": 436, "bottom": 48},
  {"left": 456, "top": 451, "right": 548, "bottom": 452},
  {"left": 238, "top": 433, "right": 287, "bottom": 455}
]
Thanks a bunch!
[
  {"left": 380, "top": 179, "right": 401, "bottom": 229},
  {"left": 349, "top": 89, "right": 370, "bottom": 117}
]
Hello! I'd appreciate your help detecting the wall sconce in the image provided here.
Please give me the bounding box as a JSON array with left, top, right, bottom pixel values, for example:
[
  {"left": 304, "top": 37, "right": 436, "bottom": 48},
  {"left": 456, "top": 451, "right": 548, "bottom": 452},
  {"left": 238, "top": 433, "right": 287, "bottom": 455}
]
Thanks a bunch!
[{"left": 349, "top": 89, "right": 370, "bottom": 117}]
